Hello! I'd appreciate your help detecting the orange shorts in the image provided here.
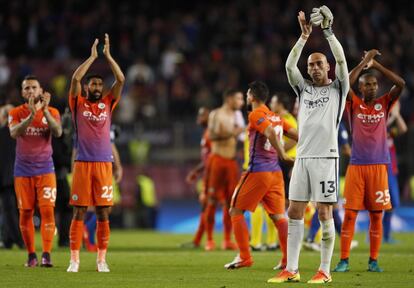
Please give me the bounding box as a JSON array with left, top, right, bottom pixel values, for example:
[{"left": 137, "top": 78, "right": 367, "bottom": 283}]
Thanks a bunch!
[
  {"left": 231, "top": 171, "right": 285, "bottom": 215},
  {"left": 70, "top": 161, "right": 113, "bottom": 207},
  {"left": 204, "top": 154, "right": 239, "bottom": 204},
  {"left": 343, "top": 164, "right": 391, "bottom": 211},
  {"left": 14, "top": 173, "right": 57, "bottom": 210}
]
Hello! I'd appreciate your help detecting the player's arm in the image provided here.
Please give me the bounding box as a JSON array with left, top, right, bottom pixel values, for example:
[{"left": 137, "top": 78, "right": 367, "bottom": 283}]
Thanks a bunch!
[
  {"left": 318, "top": 6, "right": 349, "bottom": 94},
  {"left": 103, "top": 34, "right": 125, "bottom": 100},
  {"left": 9, "top": 98, "right": 36, "bottom": 139},
  {"left": 349, "top": 49, "right": 381, "bottom": 90},
  {"left": 70, "top": 39, "right": 99, "bottom": 97},
  {"left": 285, "top": 11, "right": 310, "bottom": 88},
  {"left": 371, "top": 60, "right": 405, "bottom": 101},
  {"left": 112, "top": 143, "right": 123, "bottom": 183},
  {"left": 263, "top": 126, "right": 292, "bottom": 163},
  {"left": 41, "top": 92, "right": 62, "bottom": 137},
  {"left": 186, "top": 162, "right": 204, "bottom": 184},
  {"left": 341, "top": 143, "right": 352, "bottom": 157},
  {"left": 388, "top": 102, "right": 408, "bottom": 135}
]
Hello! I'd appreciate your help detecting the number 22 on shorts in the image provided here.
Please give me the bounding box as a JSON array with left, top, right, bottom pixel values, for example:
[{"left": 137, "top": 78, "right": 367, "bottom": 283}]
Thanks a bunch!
[{"left": 101, "top": 185, "right": 113, "bottom": 202}]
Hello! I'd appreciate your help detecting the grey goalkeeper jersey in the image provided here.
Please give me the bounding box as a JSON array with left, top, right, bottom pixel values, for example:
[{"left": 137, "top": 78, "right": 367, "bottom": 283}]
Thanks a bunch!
[{"left": 292, "top": 78, "right": 347, "bottom": 158}]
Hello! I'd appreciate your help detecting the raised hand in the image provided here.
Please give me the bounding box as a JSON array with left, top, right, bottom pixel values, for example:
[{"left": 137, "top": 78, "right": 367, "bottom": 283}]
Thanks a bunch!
[
  {"left": 103, "top": 33, "right": 111, "bottom": 58},
  {"left": 28, "top": 97, "right": 36, "bottom": 115},
  {"left": 298, "top": 11, "right": 312, "bottom": 38},
  {"left": 40, "top": 91, "right": 51, "bottom": 111},
  {"left": 91, "top": 38, "right": 99, "bottom": 59},
  {"left": 363, "top": 49, "right": 381, "bottom": 70}
]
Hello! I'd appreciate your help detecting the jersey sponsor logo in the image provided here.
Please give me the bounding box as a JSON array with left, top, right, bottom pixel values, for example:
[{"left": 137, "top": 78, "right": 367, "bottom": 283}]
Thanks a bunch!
[
  {"left": 356, "top": 111, "right": 385, "bottom": 123},
  {"left": 374, "top": 103, "right": 382, "bottom": 111},
  {"left": 304, "top": 96, "right": 329, "bottom": 109},
  {"left": 256, "top": 117, "right": 265, "bottom": 125},
  {"left": 42, "top": 116, "right": 48, "bottom": 125},
  {"left": 98, "top": 103, "right": 106, "bottom": 109},
  {"left": 82, "top": 110, "right": 108, "bottom": 122},
  {"left": 25, "top": 126, "right": 49, "bottom": 136}
]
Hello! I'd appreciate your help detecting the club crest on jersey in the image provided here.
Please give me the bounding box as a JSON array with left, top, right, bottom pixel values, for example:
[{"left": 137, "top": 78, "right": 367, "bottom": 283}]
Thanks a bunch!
[
  {"left": 374, "top": 103, "right": 382, "bottom": 111},
  {"left": 304, "top": 97, "right": 329, "bottom": 109},
  {"left": 72, "top": 194, "right": 78, "bottom": 201},
  {"left": 42, "top": 116, "right": 48, "bottom": 125},
  {"left": 98, "top": 103, "right": 106, "bottom": 109},
  {"left": 320, "top": 87, "right": 329, "bottom": 96}
]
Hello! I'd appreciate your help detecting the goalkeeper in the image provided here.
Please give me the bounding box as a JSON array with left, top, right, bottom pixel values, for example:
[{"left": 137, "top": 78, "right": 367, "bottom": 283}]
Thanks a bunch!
[{"left": 268, "top": 5, "right": 349, "bottom": 284}]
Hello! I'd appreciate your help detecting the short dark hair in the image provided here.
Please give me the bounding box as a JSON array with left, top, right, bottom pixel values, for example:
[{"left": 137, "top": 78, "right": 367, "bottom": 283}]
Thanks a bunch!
[
  {"left": 248, "top": 81, "right": 269, "bottom": 103},
  {"left": 86, "top": 74, "right": 103, "bottom": 83},
  {"left": 273, "top": 92, "right": 294, "bottom": 112},
  {"left": 222, "top": 88, "right": 240, "bottom": 101},
  {"left": 359, "top": 73, "right": 377, "bottom": 83},
  {"left": 21, "top": 75, "right": 40, "bottom": 87}
]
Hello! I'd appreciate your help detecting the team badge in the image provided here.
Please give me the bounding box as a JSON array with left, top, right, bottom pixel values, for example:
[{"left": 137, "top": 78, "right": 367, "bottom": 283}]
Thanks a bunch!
[
  {"left": 42, "top": 117, "right": 48, "bottom": 124},
  {"left": 72, "top": 194, "right": 78, "bottom": 201},
  {"left": 374, "top": 103, "right": 382, "bottom": 111},
  {"left": 98, "top": 103, "right": 106, "bottom": 109},
  {"left": 320, "top": 87, "right": 328, "bottom": 95}
]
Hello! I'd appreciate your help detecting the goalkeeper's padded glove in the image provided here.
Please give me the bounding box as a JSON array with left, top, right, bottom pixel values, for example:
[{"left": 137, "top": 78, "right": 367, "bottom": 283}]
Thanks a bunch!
[
  {"left": 310, "top": 8, "right": 323, "bottom": 26},
  {"left": 319, "top": 5, "right": 334, "bottom": 38}
]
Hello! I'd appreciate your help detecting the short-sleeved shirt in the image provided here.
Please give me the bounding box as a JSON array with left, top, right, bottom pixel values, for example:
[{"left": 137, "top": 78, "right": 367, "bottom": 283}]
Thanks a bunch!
[
  {"left": 69, "top": 93, "right": 119, "bottom": 162},
  {"left": 8, "top": 104, "right": 61, "bottom": 177},
  {"left": 247, "top": 104, "right": 292, "bottom": 172},
  {"left": 346, "top": 91, "right": 397, "bottom": 165},
  {"left": 291, "top": 79, "right": 348, "bottom": 158}
]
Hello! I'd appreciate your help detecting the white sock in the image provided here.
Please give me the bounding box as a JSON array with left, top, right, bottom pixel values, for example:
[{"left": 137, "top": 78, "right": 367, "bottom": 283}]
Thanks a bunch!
[
  {"left": 319, "top": 219, "right": 335, "bottom": 274},
  {"left": 286, "top": 218, "right": 304, "bottom": 272}
]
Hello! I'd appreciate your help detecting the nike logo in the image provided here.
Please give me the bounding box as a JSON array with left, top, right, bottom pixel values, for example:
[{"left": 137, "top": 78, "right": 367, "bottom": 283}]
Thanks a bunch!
[
  {"left": 84, "top": 103, "right": 90, "bottom": 108},
  {"left": 360, "top": 105, "right": 367, "bottom": 110},
  {"left": 324, "top": 194, "right": 332, "bottom": 198}
]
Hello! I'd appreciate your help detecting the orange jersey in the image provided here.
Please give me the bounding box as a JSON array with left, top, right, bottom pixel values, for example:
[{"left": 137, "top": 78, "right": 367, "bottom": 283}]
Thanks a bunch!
[{"left": 8, "top": 104, "right": 60, "bottom": 176}]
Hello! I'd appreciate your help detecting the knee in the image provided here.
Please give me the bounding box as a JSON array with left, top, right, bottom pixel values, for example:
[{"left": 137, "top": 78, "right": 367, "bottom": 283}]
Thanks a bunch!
[
  {"left": 20, "top": 209, "right": 34, "bottom": 218},
  {"left": 96, "top": 207, "right": 111, "bottom": 221},
  {"left": 73, "top": 207, "right": 87, "bottom": 221},
  {"left": 287, "top": 206, "right": 303, "bottom": 220},
  {"left": 229, "top": 207, "right": 242, "bottom": 217},
  {"left": 317, "top": 205, "right": 332, "bottom": 221},
  {"left": 269, "top": 213, "right": 284, "bottom": 221}
]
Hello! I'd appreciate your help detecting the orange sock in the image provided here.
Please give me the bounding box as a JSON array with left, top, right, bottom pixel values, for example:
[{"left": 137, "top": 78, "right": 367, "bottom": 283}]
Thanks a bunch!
[
  {"left": 39, "top": 206, "right": 55, "bottom": 253},
  {"left": 204, "top": 204, "right": 216, "bottom": 241},
  {"left": 340, "top": 209, "right": 358, "bottom": 259},
  {"left": 232, "top": 214, "right": 251, "bottom": 260},
  {"left": 70, "top": 220, "right": 84, "bottom": 252},
  {"left": 193, "top": 211, "right": 205, "bottom": 245},
  {"left": 19, "top": 209, "right": 35, "bottom": 254},
  {"left": 273, "top": 218, "right": 288, "bottom": 264},
  {"left": 222, "top": 207, "right": 232, "bottom": 242},
  {"left": 97, "top": 221, "right": 110, "bottom": 262},
  {"left": 369, "top": 211, "right": 383, "bottom": 260}
]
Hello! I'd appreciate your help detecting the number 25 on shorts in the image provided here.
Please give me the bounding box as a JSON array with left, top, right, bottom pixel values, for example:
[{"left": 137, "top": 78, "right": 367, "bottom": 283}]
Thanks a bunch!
[
  {"left": 101, "top": 185, "right": 113, "bottom": 202},
  {"left": 375, "top": 190, "right": 390, "bottom": 205}
]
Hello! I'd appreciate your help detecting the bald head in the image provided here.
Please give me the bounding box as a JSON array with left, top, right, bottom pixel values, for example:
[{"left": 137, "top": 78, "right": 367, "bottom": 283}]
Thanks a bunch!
[{"left": 307, "top": 52, "right": 330, "bottom": 86}]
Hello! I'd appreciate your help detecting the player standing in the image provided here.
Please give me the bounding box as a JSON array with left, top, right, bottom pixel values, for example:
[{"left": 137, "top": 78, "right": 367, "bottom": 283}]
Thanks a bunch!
[
  {"left": 67, "top": 34, "right": 125, "bottom": 272},
  {"left": 203, "top": 89, "right": 244, "bottom": 251},
  {"left": 8, "top": 75, "right": 62, "bottom": 267},
  {"left": 333, "top": 49, "right": 405, "bottom": 272},
  {"left": 225, "top": 81, "right": 296, "bottom": 270},
  {"left": 269, "top": 6, "right": 349, "bottom": 284}
]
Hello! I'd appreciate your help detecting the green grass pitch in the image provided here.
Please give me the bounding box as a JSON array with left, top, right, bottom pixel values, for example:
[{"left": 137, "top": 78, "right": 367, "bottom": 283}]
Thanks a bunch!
[{"left": 1, "top": 231, "right": 413, "bottom": 287}]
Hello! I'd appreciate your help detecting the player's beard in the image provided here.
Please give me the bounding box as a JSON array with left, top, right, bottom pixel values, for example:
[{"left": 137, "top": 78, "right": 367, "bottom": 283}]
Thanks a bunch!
[
  {"left": 88, "top": 90, "right": 103, "bottom": 102},
  {"left": 26, "top": 95, "right": 41, "bottom": 104}
]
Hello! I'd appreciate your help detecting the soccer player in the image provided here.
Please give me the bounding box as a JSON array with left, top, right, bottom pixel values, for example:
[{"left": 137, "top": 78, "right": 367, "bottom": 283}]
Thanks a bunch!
[
  {"left": 333, "top": 49, "right": 405, "bottom": 272},
  {"left": 268, "top": 7, "right": 349, "bottom": 284},
  {"left": 67, "top": 34, "right": 125, "bottom": 273},
  {"left": 181, "top": 107, "right": 211, "bottom": 248},
  {"left": 8, "top": 75, "right": 62, "bottom": 267},
  {"left": 225, "top": 81, "right": 296, "bottom": 270},
  {"left": 203, "top": 89, "right": 244, "bottom": 251}
]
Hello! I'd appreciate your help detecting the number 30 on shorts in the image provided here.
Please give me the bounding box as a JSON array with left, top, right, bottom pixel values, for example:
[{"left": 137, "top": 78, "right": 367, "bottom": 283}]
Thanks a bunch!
[
  {"left": 43, "top": 187, "right": 57, "bottom": 202},
  {"left": 375, "top": 190, "right": 390, "bottom": 205},
  {"left": 101, "top": 186, "right": 113, "bottom": 202}
]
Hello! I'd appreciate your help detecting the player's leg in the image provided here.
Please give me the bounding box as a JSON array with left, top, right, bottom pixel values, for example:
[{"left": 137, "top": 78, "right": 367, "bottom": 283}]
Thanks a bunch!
[
  {"left": 304, "top": 208, "right": 321, "bottom": 251},
  {"left": 365, "top": 164, "right": 391, "bottom": 272},
  {"left": 383, "top": 164, "right": 400, "bottom": 243},
  {"left": 203, "top": 155, "right": 217, "bottom": 250},
  {"left": 68, "top": 161, "right": 92, "bottom": 272},
  {"left": 250, "top": 205, "right": 265, "bottom": 250},
  {"left": 14, "top": 176, "right": 37, "bottom": 267},
  {"left": 222, "top": 159, "right": 239, "bottom": 250},
  {"left": 265, "top": 212, "right": 278, "bottom": 250},
  {"left": 36, "top": 173, "right": 57, "bottom": 267},
  {"left": 93, "top": 162, "right": 114, "bottom": 272}
]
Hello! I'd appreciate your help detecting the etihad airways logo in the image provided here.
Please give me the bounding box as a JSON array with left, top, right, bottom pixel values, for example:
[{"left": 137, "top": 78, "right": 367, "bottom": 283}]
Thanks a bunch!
[
  {"left": 304, "top": 97, "right": 329, "bottom": 109},
  {"left": 25, "top": 126, "right": 49, "bottom": 136},
  {"left": 83, "top": 111, "right": 108, "bottom": 122},
  {"left": 357, "top": 112, "right": 385, "bottom": 123}
]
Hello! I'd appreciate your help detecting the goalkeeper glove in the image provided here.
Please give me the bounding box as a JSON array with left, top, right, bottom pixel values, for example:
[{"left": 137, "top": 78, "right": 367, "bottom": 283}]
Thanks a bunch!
[{"left": 319, "top": 5, "right": 334, "bottom": 38}]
